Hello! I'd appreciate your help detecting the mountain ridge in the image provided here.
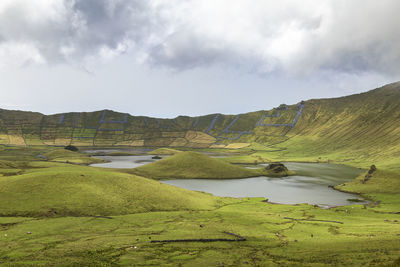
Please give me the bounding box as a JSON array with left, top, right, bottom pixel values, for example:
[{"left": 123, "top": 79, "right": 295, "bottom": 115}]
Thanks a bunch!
[
  {"left": 1, "top": 82, "right": 399, "bottom": 154},
  {"left": 3, "top": 81, "right": 400, "bottom": 117}
]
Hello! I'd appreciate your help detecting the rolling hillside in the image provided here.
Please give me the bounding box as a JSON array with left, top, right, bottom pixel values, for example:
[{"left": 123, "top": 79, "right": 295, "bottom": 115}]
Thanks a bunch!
[
  {"left": 0, "top": 82, "right": 399, "bottom": 266},
  {"left": 0, "top": 165, "right": 220, "bottom": 216},
  {"left": 259, "top": 82, "right": 400, "bottom": 170}
]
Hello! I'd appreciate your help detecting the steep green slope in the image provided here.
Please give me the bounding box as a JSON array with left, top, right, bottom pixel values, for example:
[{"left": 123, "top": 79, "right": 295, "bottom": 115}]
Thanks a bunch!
[
  {"left": 301, "top": 85, "right": 398, "bottom": 143},
  {"left": 0, "top": 165, "right": 220, "bottom": 216},
  {"left": 250, "top": 82, "right": 400, "bottom": 170}
]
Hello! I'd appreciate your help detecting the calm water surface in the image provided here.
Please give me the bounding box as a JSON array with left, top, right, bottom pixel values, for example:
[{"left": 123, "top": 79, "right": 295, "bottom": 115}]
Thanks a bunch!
[
  {"left": 163, "top": 162, "right": 366, "bottom": 206},
  {"left": 90, "top": 154, "right": 366, "bottom": 206},
  {"left": 90, "top": 155, "right": 165, "bottom": 168}
]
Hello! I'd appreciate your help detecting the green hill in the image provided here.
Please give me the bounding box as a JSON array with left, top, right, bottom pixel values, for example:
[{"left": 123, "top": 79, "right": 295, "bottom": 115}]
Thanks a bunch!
[
  {"left": 132, "top": 151, "right": 264, "bottom": 179},
  {"left": 0, "top": 83, "right": 399, "bottom": 266},
  {"left": 148, "top": 147, "right": 182, "bottom": 155},
  {"left": 290, "top": 83, "right": 400, "bottom": 157},
  {"left": 240, "top": 82, "right": 400, "bottom": 170},
  {"left": 43, "top": 149, "right": 106, "bottom": 165},
  {"left": 0, "top": 165, "right": 219, "bottom": 217},
  {"left": 1, "top": 82, "right": 400, "bottom": 159}
]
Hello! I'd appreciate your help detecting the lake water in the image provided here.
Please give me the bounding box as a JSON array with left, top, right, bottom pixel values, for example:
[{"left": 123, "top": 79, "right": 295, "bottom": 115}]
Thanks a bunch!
[
  {"left": 163, "top": 162, "right": 366, "bottom": 207},
  {"left": 90, "top": 155, "right": 166, "bottom": 168},
  {"left": 90, "top": 154, "right": 366, "bottom": 206}
]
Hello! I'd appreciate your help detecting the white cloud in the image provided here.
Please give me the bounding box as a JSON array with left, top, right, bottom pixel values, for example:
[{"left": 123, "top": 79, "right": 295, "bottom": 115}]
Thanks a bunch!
[
  {"left": 0, "top": 41, "right": 46, "bottom": 67},
  {"left": 0, "top": 0, "right": 400, "bottom": 77},
  {"left": 149, "top": 0, "right": 400, "bottom": 76}
]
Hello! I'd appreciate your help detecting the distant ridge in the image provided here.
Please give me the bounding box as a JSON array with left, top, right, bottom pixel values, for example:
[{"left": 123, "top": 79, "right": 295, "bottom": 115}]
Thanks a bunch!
[{"left": 0, "top": 82, "right": 399, "bottom": 155}]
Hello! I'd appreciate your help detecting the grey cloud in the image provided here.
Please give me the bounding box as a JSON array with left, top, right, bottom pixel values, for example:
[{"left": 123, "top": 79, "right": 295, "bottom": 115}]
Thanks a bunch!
[
  {"left": 297, "top": 0, "right": 400, "bottom": 75},
  {"left": 72, "top": 0, "right": 149, "bottom": 48},
  {"left": 1, "top": 0, "right": 400, "bottom": 76},
  {"left": 146, "top": 0, "right": 400, "bottom": 76},
  {"left": 150, "top": 31, "right": 232, "bottom": 69},
  {"left": 0, "top": 0, "right": 155, "bottom": 64}
]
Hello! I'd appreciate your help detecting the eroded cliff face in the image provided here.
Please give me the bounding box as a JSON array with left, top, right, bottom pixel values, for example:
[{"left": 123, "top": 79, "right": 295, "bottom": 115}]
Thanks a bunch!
[
  {"left": 1, "top": 82, "right": 399, "bottom": 154},
  {"left": 0, "top": 102, "right": 304, "bottom": 148}
]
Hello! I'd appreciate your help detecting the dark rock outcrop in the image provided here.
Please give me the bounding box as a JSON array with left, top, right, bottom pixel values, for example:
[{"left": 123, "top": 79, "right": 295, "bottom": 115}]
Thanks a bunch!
[
  {"left": 363, "top": 165, "right": 376, "bottom": 183},
  {"left": 64, "top": 145, "right": 78, "bottom": 152},
  {"left": 265, "top": 163, "right": 288, "bottom": 173}
]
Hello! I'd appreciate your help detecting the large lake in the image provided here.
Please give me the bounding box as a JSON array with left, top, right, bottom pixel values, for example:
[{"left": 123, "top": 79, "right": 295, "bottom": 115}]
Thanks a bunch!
[{"left": 89, "top": 153, "right": 366, "bottom": 207}]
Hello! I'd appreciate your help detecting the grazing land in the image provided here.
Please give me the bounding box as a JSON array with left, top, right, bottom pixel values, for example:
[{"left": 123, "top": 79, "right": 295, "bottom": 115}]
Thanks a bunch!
[{"left": 0, "top": 83, "right": 399, "bottom": 266}]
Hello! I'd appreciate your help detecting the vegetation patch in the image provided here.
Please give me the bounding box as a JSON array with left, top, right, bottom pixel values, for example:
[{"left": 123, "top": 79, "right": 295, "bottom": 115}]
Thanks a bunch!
[
  {"left": 225, "top": 143, "right": 250, "bottom": 149},
  {"left": 347, "top": 198, "right": 364, "bottom": 202},
  {"left": 64, "top": 145, "right": 78, "bottom": 152},
  {"left": 43, "top": 149, "right": 105, "bottom": 165},
  {"left": 264, "top": 163, "right": 295, "bottom": 177},
  {"left": 148, "top": 147, "right": 182, "bottom": 155}
]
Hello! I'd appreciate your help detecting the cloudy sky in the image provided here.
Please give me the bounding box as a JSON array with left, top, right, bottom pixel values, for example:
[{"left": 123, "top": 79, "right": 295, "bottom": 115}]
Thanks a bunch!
[{"left": 1, "top": 0, "right": 399, "bottom": 118}]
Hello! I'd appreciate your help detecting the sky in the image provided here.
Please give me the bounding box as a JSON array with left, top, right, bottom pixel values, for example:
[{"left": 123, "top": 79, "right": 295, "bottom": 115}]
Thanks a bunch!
[{"left": 1, "top": 0, "right": 400, "bottom": 118}]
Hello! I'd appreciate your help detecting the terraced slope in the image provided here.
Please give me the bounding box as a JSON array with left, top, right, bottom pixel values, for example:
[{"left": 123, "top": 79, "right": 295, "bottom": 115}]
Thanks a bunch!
[
  {"left": 0, "top": 82, "right": 399, "bottom": 156},
  {"left": 258, "top": 82, "right": 400, "bottom": 170},
  {"left": 0, "top": 99, "right": 305, "bottom": 148}
]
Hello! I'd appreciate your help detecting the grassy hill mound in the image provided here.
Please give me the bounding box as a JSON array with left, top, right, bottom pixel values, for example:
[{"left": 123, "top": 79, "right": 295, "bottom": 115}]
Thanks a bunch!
[
  {"left": 132, "top": 151, "right": 264, "bottom": 179},
  {"left": 44, "top": 149, "right": 82, "bottom": 159},
  {"left": 0, "top": 165, "right": 219, "bottom": 216},
  {"left": 148, "top": 148, "right": 182, "bottom": 155},
  {"left": 44, "top": 149, "right": 105, "bottom": 165}
]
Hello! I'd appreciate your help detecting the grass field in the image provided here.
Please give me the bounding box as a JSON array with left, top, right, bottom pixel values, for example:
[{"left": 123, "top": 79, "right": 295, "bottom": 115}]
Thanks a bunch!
[
  {"left": 0, "top": 144, "right": 398, "bottom": 266},
  {"left": 0, "top": 196, "right": 399, "bottom": 266},
  {"left": 0, "top": 83, "right": 400, "bottom": 265}
]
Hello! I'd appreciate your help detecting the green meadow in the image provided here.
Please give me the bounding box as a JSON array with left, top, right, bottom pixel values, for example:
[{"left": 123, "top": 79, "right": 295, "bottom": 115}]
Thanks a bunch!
[
  {"left": 0, "top": 83, "right": 399, "bottom": 266},
  {"left": 0, "top": 144, "right": 399, "bottom": 266}
]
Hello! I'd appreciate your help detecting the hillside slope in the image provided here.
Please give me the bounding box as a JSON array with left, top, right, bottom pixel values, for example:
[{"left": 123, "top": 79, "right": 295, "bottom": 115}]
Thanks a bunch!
[
  {"left": 0, "top": 165, "right": 220, "bottom": 216},
  {"left": 0, "top": 82, "right": 399, "bottom": 162},
  {"left": 263, "top": 82, "right": 400, "bottom": 169}
]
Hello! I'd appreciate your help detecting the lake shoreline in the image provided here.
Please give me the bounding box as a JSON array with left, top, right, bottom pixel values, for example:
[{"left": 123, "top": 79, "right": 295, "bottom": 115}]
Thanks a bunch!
[{"left": 88, "top": 151, "right": 368, "bottom": 207}]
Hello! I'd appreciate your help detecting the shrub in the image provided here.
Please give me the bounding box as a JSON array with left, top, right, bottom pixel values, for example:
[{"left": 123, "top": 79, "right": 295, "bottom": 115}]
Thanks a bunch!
[{"left": 64, "top": 145, "right": 78, "bottom": 152}]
